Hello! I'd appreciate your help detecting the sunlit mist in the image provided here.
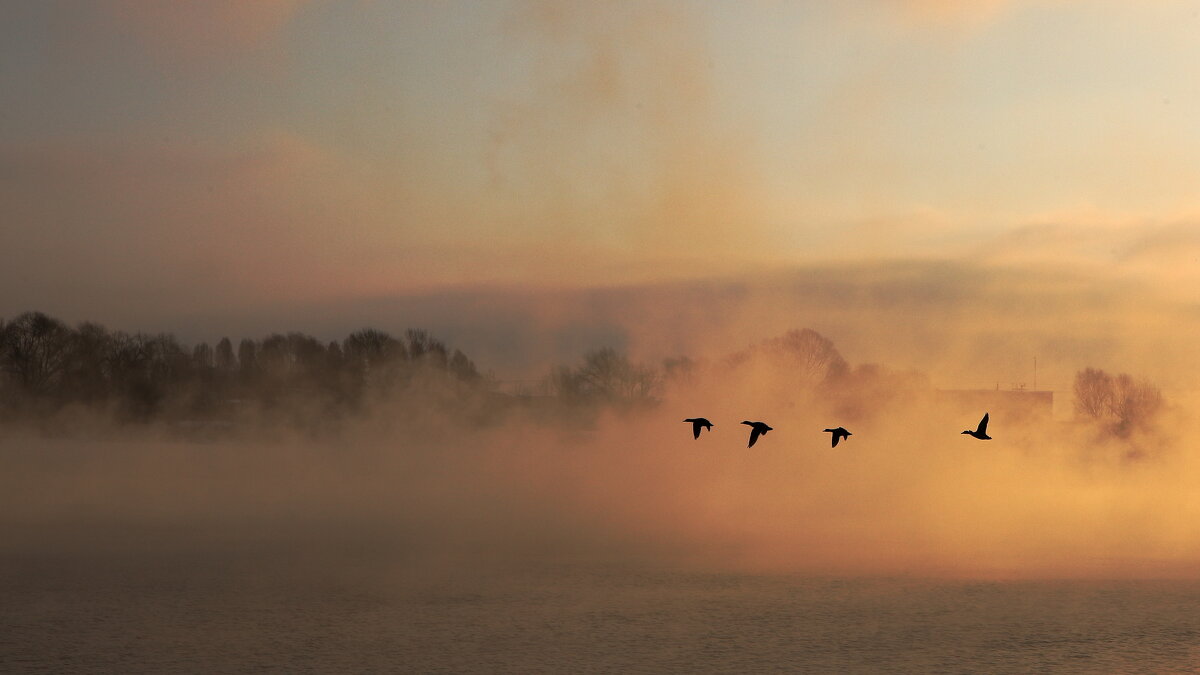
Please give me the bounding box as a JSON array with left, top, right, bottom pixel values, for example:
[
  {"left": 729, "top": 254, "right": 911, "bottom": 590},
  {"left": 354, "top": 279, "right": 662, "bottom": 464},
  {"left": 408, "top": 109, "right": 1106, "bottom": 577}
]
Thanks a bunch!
[{"left": 4, "top": 1, "right": 1200, "bottom": 671}]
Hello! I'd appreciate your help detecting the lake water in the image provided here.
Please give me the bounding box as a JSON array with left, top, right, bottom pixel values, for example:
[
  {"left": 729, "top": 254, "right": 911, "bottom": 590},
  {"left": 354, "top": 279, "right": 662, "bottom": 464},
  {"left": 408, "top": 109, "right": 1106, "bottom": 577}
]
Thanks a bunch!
[
  {"left": 5, "top": 542, "right": 1200, "bottom": 674},
  {"left": 4, "top": 437, "right": 1200, "bottom": 673}
]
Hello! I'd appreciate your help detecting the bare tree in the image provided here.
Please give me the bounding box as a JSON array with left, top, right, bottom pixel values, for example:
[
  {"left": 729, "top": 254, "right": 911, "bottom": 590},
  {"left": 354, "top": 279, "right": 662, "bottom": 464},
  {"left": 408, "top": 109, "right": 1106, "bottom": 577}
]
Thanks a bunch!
[
  {"left": 0, "top": 310, "right": 496, "bottom": 426},
  {"left": 764, "top": 328, "right": 848, "bottom": 382},
  {"left": 237, "top": 339, "right": 258, "bottom": 384},
  {"left": 1111, "top": 373, "right": 1163, "bottom": 435},
  {"left": 1073, "top": 367, "right": 1113, "bottom": 420},
  {"left": 344, "top": 329, "right": 405, "bottom": 371},
  {"left": 192, "top": 342, "right": 214, "bottom": 370},
  {"left": 550, "top": 348, "right": 660, "bottom": 405},
  {"left": 325, "top": 341, "right": 344, "bottom": 368},
  {"left": 64, "top": 321, "right": 114, "bottom": 403},
  {"left": 1074, "top": 367, "right": 1163, "bottom": 436},
  {"left": 258, "top": 334, "right": 293, "bottom": 380},
  {"left": 105, "top": 332, "right": 159, "bottom": 419},
  {"left": 449, "top": 349, "right": 479, "bottom": 382},
  {"left": 405, "top": 329, "right": 448, "bottom": 368},
  {"left": 0, "top": 311, "right": 72, "bottom": 394},
  {"left": 727, "top": 328, "right": 848, "bottom": 390},
  {"left": 214, "top": 337, "right": 236, "bottom": 372}
]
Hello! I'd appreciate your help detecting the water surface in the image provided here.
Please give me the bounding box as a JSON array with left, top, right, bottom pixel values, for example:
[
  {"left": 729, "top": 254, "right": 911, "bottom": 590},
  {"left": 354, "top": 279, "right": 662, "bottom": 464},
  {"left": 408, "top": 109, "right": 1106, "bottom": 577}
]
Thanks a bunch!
[{"left": 5, "top": 542, "right": 1200, "bottom": 674}]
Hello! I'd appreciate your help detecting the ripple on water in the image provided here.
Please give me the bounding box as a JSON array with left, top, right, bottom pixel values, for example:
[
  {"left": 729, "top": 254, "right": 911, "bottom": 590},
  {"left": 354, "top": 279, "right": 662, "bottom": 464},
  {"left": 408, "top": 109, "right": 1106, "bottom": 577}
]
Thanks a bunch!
[{"left": 4, "top": 558, "right": 1200, "bottom": 674}]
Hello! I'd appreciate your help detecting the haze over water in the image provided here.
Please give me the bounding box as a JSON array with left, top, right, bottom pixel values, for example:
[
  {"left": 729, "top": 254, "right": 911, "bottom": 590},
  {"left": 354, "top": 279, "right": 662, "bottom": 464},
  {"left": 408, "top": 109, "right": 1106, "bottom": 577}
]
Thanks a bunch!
[
  {"left": 4, "top": 1, "right": 1200, "bottom": 672},
  {"left": 5, "top": 428, "right": 1200, "bottom": 673}
]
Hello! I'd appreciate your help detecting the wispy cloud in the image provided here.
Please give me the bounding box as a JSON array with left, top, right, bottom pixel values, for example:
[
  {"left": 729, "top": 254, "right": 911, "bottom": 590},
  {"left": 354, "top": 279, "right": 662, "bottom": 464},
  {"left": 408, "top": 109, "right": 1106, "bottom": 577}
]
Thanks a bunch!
[
  {"left": 75, "top": 0, "right": 315, "bottom": 70},
  {"left": 896, "top": 0, "right": 1065, "bottom": 31},
  {"left": 486, "top": 1, "right": 768, "bottom": 260}
]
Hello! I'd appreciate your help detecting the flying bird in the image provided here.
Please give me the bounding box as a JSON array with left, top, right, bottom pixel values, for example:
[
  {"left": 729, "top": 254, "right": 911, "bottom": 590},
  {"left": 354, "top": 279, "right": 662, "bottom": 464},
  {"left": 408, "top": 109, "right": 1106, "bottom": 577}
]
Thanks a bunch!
[
  {"left": 741, "top": 420, "right": 773, "bottom": 448},
  {"left": 683, "top": 417, "right": 713, "bottom": 439},
  {"left": 823, "top": 426, "right": 852, "bottom": 448},
  {"left": 961, "top": 413, "right": 991, "bottom": 440}
]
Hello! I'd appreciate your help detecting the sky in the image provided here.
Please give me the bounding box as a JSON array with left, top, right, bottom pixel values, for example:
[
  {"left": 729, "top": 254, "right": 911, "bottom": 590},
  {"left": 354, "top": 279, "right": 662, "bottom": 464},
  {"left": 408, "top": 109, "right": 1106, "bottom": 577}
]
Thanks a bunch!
[{"left": 2, "top": 0, "right": 1199, "bottom": 385}]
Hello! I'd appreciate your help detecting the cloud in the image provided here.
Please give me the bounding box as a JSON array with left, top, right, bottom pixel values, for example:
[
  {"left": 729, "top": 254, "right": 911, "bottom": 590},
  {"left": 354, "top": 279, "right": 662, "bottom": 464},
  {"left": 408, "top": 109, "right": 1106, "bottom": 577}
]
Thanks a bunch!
[
  {"left": 896, "top": 0, "right": 1191, "bottom": 34},
  {"left": 978, "top": 213, "right": 1200, "bottom": 299},
  {"left": 6, "top": 123, "right": 1197, "bottom": 392},
  {"left": 896, "top": 0, "right": 1066, "bottom": 31},
  {"left": 203, "top": 243, "right": 1198, "bottom": 401},
  {"left": 903, "top": 0, "right": 1017, "bottom": 25},
  {"left": 486, "top": 1, "right": 767, "bottom": 262},
  {"left": 0, "top": 131, "right": 379, "bottom": 324},
  {"left": 82, "top": 0, "right": 313, "bottom": 68}
]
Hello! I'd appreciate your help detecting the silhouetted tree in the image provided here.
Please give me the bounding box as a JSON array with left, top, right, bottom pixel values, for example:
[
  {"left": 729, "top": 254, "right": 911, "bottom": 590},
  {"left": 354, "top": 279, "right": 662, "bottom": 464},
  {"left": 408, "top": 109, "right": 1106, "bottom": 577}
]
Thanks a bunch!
[
  {"left": 320, "top": 341, "right": 349, "bottom": 401},
  {"left": 148, "top": 334, "right": 189, "bottom": 381},
  {"left": 338, "top": 328, "right": 397, "bottom": 398},
  {"left": 449, "top": 349, "right": 479, "bottom": 382},
  {"left": 344, "top": 329, "right": 405, "bottom": 371},
  {"left": 405, "top": 329, "right": 449, "bottom": 369},
  {"left": 1074, "top": 368, "right": 1113, "bottom": 420},
  {"left": 1110, "top": 373, "right": 1163, "bottom": 435},
  {"left": 257, "top": 332, "right": 326, "bottom": 386},
  {"left": 290, "top": 333, "right": 327, "bottom": 380},
  {"left": 237, "top": 339, "right": 258, "bottom": 384},
  {"left": 106, "top": 332, "right": 157, "bottom": 419},
  {"left": 760, "top": 328, "right": 848, "bottom": 383},
  {"left": 192, "top": 342, "right": 214, "bottom": 370},
  {"left": 0, "top": 310, "right": 531, "bottom": 429},
  {"left": 125, "top": 333, "right": 190, "bottom": 418},
  {"left": 214, "top": 337, "right": 236, "bottom": 372},
  {"left": 550, "top": 348, "right": 660, "bottom": 405},
  {"left": 0, "top": 312, "right": 72, "bottom": 395},
  {"left": 326, "top": 341, "right": 344, "bottom": 369},
  {"left": 108, "top": 332, "right": 150, "bottom": 382},
  {"left": 258, "top": 334, "right": 292, "bottom": 381},
  {"left": 404, "top": 329, "right": 430, "bottom": 361},
  {"left": 1074, "top": 367, "right": 1163, "bottom": 437},
  {"left": 63, "top": 321, "right": 114, "bottom": 404},
  {"left": 0, "top": 317, "right": 5, "bottom": 398},
  {"left": 427, "top": 341, "right": 449, "bottom": 370}
]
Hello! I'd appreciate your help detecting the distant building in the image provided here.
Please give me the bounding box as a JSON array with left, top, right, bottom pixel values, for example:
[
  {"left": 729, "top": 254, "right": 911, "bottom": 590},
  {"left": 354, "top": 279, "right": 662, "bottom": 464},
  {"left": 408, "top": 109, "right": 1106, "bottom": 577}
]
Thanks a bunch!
[{"left": 934, "top": 388, "right": 1054, "bottom": 423}]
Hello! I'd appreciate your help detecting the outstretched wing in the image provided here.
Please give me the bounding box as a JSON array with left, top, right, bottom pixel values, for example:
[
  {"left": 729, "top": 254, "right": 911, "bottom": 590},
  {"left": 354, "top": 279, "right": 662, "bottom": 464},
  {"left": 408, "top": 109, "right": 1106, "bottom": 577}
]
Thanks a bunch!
[
  {"left": 748, "top": 428, "right": 761, "bottom": 448},
  {"left": 831, "top": 433, "right": 841, "bottom": 448},
  {"left": 692, "top": 421, "right": 701, "bottom": 439},
  {"left": 976, "top": 413, "right": 989, "bottom": 435}
]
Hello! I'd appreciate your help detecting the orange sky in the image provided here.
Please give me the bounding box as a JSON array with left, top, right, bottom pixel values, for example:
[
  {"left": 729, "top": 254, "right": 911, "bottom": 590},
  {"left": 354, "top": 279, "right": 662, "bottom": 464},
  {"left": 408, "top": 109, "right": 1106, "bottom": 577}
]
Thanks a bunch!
[{"left": 2, "top": 0, "right": 1199, "bottom": 382}]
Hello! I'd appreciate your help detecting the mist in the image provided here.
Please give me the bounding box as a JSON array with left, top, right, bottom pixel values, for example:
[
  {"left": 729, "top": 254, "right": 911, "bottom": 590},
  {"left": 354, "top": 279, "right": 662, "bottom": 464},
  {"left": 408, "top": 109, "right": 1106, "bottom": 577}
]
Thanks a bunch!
[
  {"left": 4, "top": 304, "right": 1198, "bottom": 583},
  {"left": 8, "top": 1, "right": 1200, "bottom": 669}
]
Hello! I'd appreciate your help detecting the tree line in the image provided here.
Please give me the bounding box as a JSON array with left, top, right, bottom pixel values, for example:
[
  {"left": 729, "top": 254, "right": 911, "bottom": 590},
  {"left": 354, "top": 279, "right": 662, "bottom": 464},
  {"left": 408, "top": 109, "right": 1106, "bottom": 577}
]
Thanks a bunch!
[
  {"left": 0, "top": 311, "right": 481, "bottom": 426},
  {"left": 0, "top": 311, "right": 1167, "bottom": 443}
]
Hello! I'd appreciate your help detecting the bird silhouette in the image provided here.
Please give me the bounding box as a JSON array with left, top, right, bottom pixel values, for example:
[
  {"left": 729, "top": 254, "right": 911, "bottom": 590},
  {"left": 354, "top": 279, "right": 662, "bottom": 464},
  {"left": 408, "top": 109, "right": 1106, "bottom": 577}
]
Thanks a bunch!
[
  {"left": 741, "top": 420, "right": 773, "bottom": 448},
  {"left": 823, "top": 426, "right": 852, "bottom": 448},
  {"left": 683, "top": 417, "right": 713, "bottom": 439},
  {"left": 961, "top": 412, "right": 991, "bottom": 440}
]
